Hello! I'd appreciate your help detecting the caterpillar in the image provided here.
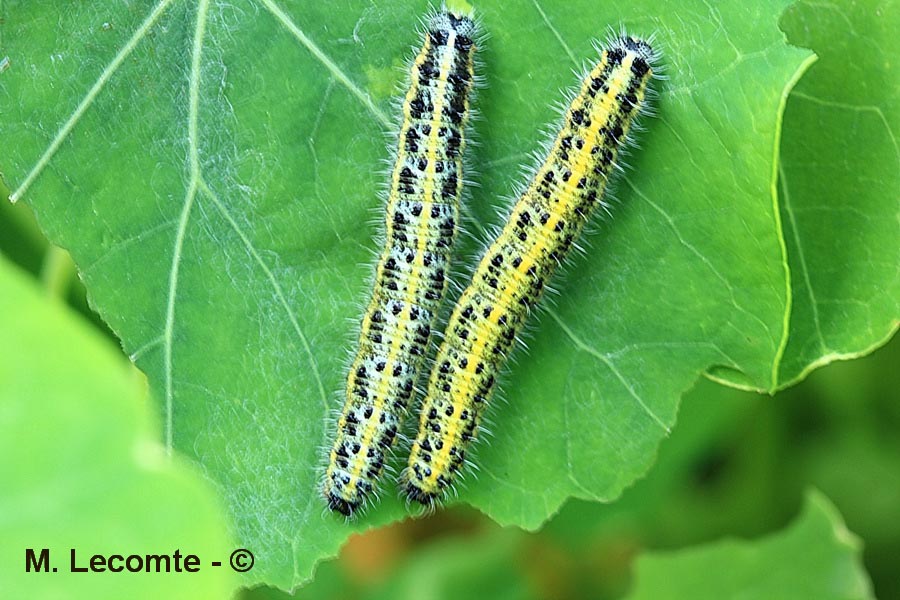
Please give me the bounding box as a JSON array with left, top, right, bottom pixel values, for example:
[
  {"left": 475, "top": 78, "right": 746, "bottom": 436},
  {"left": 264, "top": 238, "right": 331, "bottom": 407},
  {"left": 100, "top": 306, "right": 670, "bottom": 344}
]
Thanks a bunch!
[
  {"left": 401, "top": 35, "right": 657, "bottom": 505},
  {"left": 323, "top": 7, "right": 479, "bottom": 517}
]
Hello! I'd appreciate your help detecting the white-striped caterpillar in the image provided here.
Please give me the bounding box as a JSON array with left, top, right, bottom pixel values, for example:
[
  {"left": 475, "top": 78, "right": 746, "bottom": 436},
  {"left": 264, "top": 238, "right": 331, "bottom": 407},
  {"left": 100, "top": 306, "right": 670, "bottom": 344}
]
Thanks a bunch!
[
  {"left": 402, "top": 35, "right": 657, "bottom": 505},
  {"left": 323, "top": 7, "right": 479, "bottom": 517}
]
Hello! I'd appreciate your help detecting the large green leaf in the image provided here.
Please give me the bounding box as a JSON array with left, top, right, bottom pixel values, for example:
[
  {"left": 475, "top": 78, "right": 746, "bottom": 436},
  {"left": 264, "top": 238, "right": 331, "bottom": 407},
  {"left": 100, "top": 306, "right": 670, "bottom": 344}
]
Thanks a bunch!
[
  {"left": 774, "top": 0, "right": 900, "bottom": 386},
  {"left": 0, "top": 255, "right": 235, "bottom": 599},
  {"left": 0, "top": 0, "right": 850, "bottom": 588},
  {"left": 624, "top": 491, "right": 873, "bottom": 600}
]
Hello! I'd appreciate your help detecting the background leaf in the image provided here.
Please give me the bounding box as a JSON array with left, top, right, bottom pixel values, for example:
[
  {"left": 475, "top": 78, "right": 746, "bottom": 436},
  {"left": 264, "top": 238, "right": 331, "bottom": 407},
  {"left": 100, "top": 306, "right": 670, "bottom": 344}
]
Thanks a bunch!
[
  {"left": 5, "top": 0, "right": 894, "bottom": 590},
  {"left": 0, "top": 255, "right": 236, "bottom": 599},
  {"left": 623, "top": 491, "right": 873, "bottom": 600},
  {"left": 773, "top": 0, "right": 900, "bottom": 386}
]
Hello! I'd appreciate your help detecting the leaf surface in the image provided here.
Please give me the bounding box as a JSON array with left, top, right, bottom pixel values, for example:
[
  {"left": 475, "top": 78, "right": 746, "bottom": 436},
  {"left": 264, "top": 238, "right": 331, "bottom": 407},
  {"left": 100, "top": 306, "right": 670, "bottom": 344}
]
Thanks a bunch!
[
  {"left": 774, "top": 0, "right": 900, "bottom": 386},
  {"left": 624, "top": 491, "right": 874, "bottom": 600}
]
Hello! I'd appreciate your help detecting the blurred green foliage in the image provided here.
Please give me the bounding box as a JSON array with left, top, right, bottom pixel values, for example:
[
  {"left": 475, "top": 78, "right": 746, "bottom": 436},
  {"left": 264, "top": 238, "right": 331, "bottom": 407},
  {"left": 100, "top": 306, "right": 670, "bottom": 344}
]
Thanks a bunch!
[
  {"left": 624, "top": 492, "right": 872, "bottom": 600},
  {"left": 236, "top": 333, "right": 897, "bottom": 600},
  {"left": 0, "top": 252, "right": 237, "bottom": 599}
]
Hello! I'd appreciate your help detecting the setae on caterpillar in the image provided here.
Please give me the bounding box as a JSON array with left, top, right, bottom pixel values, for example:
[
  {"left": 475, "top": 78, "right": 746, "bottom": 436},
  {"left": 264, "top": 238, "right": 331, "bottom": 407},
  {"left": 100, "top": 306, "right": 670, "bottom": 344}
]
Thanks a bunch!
[
  {"left": 402, "top": 35, "right": 657, "bottom": 505},
  {"left": 322, "top": 7, "right": 479, "bottom": 517}
]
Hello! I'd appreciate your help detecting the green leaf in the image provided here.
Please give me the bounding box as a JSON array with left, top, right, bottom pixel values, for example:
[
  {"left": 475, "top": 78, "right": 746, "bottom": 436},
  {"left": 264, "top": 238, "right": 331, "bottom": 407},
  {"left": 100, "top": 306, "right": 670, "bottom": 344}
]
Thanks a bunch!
[
  {"left": 0, "top": 255, "right": 235, "bottom": 599},
  {"left": 774, "top": 0, "right": 900, "bottom": 386},
  {"left": 0, "top": 0, "right": 830, "bottom": 587},
  {"left": 624, "top": 491, "right": 874, "bottom": 600}
]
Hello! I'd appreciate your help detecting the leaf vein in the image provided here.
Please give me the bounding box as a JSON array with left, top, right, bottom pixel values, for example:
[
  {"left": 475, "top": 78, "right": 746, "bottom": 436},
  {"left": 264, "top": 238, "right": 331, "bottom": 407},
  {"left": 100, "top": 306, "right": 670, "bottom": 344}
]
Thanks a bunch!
[
  {"left": 624, "top": 176, "right": 775, "bottom": 340},
  {"left": 257, "top": 0, "right": 390, "bottom": 127},
  {"left": 530, "top": 0, "right": 578, "bottom": 66},
  {"left": 778, "top": 163, "right": 829, "bottom": 352},
  {"left": 163, "top": 0, "right": 210, "bottom": 452},
  {"left": 9, "top": 0, "right": 175, "bottom": 203},
  {"left": 790, "top": 91, "right": 900, "bottom": 169},
  {"left": 548, "top": 309, "right": 670, "bottom": 433},
  {"left": 199, "top": 179, "right": 328, "bottom": 411}
]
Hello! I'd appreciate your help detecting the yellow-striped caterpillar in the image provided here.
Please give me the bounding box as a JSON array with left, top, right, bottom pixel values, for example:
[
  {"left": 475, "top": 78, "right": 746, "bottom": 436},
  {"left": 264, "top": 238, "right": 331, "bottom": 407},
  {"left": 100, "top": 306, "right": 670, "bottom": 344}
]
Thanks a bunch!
[
  {"left": 323, "top": 8, "right": 479, "bottom": 517},
  {"left": 402, "top": 35, "right": 657, "bottom": 505}
]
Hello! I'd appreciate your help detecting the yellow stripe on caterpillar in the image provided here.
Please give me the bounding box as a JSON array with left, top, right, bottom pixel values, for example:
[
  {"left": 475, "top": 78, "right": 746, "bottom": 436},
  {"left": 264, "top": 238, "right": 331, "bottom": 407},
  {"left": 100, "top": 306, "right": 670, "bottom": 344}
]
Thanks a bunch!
[{"left": 402, "top": 35, "right": 657, "bottom": 505}]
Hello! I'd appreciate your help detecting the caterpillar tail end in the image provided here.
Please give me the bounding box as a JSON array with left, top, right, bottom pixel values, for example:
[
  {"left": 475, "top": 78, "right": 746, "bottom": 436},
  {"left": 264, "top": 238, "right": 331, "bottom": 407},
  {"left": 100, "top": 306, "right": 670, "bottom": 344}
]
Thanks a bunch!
[
  {"left": 403, "top": 481, "right": 440, "bottom": 507},
  {"left": 399, "top": 468, "right": 442, "bottom": 508},
  {"left": 324, "top": 489, "right": 362, "bottom": 518}
]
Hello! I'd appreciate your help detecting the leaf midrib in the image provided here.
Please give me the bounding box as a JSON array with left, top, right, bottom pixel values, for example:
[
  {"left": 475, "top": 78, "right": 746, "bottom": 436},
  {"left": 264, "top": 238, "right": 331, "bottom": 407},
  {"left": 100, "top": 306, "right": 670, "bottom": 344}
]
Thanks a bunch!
[{"left": 7, "top": 0, "right": 391, "bottom": 450}]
